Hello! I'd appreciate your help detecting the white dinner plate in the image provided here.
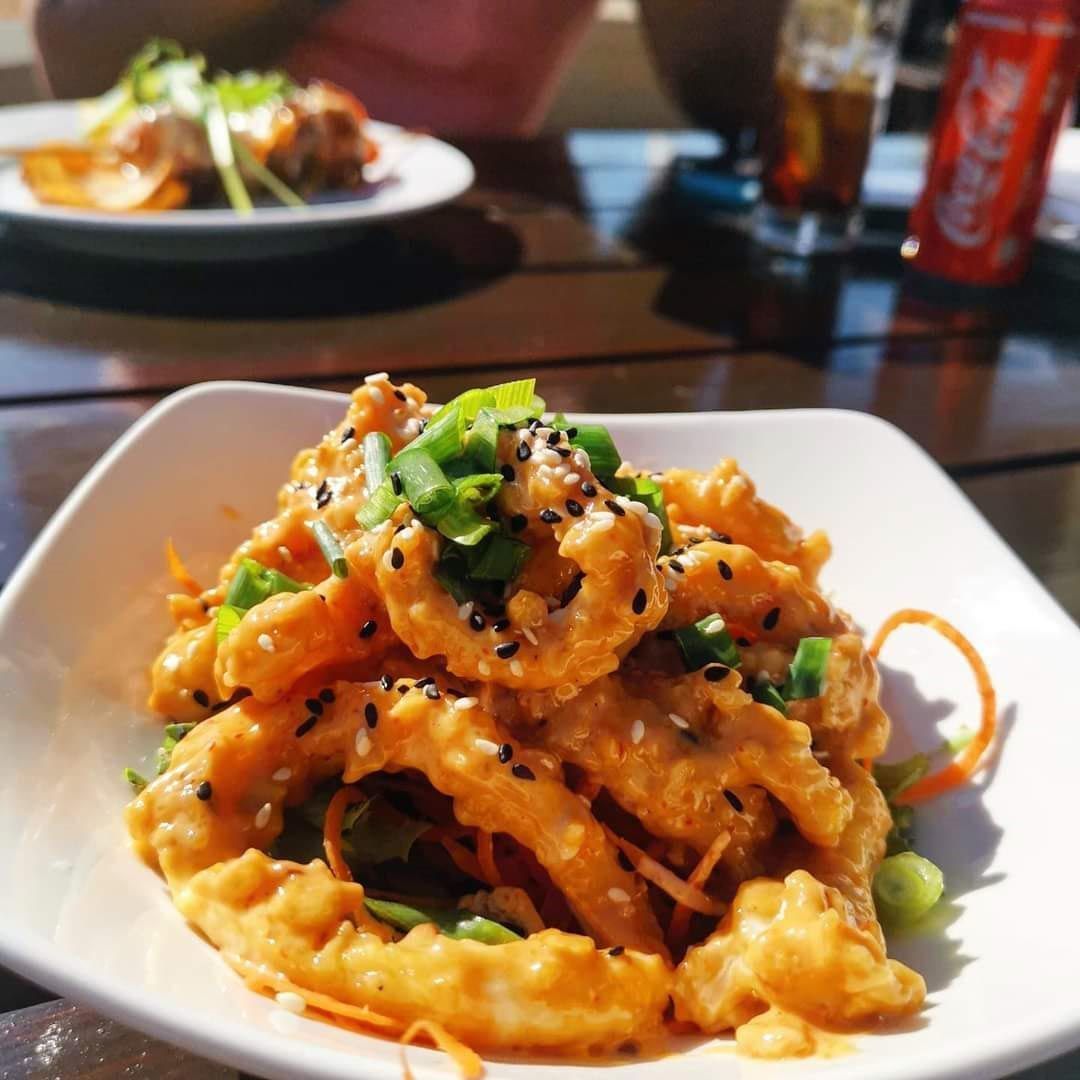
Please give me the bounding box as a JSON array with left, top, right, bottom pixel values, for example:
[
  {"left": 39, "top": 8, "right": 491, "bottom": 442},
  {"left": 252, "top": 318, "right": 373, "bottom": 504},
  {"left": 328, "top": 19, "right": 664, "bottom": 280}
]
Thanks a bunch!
[
  {"left": 0, "top": 102, "right": 474, "bottom": 260},
  {"left": 0, "top": 381, "right": 1077, "bottom": 1080}
]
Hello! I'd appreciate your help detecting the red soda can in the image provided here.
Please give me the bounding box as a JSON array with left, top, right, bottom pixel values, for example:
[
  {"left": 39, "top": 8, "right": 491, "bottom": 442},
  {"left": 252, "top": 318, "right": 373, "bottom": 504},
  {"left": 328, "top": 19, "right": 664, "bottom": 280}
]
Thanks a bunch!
[{"left": 903, "top": 0, "right": 1080, "bottom": 286}]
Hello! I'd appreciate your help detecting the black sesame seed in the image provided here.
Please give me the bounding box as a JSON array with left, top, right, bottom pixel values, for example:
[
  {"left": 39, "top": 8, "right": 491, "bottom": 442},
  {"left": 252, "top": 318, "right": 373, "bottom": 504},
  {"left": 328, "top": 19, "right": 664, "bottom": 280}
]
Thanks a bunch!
[
  {"left": 424, "top": 683, "right": 440, "bottom": 700},
  {"left": 539, "top": 508, "right": 562, "bottom": 524},
  {"left": 390, "top": 548, "right": 405, "bottom": 570},
  {"left": 469, "top": 612, "right": 486, "bottom": 632},
  {"left": 397, "top": 685, "right": 408, "bottom": 694},
  {"left": 492, "top": 618, "right": 511, "bottom": 633},
  {"left": 580, "top": 480, "right": 597, "bottom": 497},
  {"left": 195, "top": 780, "right": 212, "bottom": 801},
  {"left": 737, "top": 637, "right": 751, "bottom": 647},
  {"left": 607, "top": 945, "right": 625, "bottom": 957},
  {"left": 359, "top": 619, "right": 378, "bottom": 639},
  {"left": 565, "top": 499, "right": 584, "bottom": 517},
  {"left": 680, "top": 729, "right": 701, "bottom": 745},
  {"left": 516, "top": 441, "right": 532, "bottom": 462},
  {"left": 380, "top": 674, "right": 393, "bottom": 692},
  {"left": 393, "top": 389, "right": 407, "bottom": 401},
  {"left": 669, "top": 559, "right": 684, "bottom": 574},
  {"left": 561, "top": 573, "right": 585, "bottom": 606},
  {"left": 711, "top": 531, "right": 732, "bottom": 544},
  {"left": 763, "top": 607, "right": 781, "bottom": 631},
  {"left": 632, "top": 588, "right": 647, "bottom": 615},
  {"left": 718, "top": 559, "right": 734, "bottom": 581},
  {"left": 511, "top": 763, "right": 535, "bottom": 781},
  {"left": 295, "top": 716, "right": 317, "bottom": 737},
  {"left": 341, "top": 426, "right": 355, "bottom": 443},
  {"left": 417, "top": 419, "right": 428, "bottom": 433},
  {"left": 500, "top": 464, "right": 516, "bottom": 482},
  {"left": 509, "top": 514, "right": 528, "bottom": 533},
  {"left": 315, "top": 480, "right": 331, "bottom": 509},
  {"left": 723, "top": 789, "right": 745, "bottom": 813},
  {"left": 390, "top": 471, "right": 403, "bottom": 496},
  {"left": 497, "top": 743, "right": 514, "bottom": 763},
  {"left": 305, "top": 698, "right": 324, "bottom": 716},
  {"left": 193, "top": 689, "right": 210, "bottom": 708},
  {"left": 200, "top": 598, "right": 210, "bottom": 613},
  {"left": 704, "top": 664, "right": 730, "bottom": 682},
  {"left": 546, "top": 430, "right": 561, "bottom": 446},
  {"left": 495, "top": 641, "right": 520, "bottom": 660},
  {"left": 565, "top": 427, "right": 578, "bottom": 439},
  {"left": 604, "top": 499, "right": 625, "bottom": 517},
  {"left": 394, "top": 523, "right": 406, "bottom": 535},
  {"left": 554, "top": 446, "right": 572, "bottom": 458},
  {"left": 415, "top": 676, "right": 434, "bottom": 688},
  {"left": 365, "top": 702, "right": 378, "bottom": 728},
  {"left": 319, "top": 688, "right": 336, "bottom": 704},
  {"left": 529, "top": 419, "right": 541, "bottom": 433}
]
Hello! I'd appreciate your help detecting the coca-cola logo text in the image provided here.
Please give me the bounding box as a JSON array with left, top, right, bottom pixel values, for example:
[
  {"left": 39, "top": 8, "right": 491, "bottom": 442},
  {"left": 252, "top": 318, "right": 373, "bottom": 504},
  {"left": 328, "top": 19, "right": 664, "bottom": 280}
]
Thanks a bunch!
[{"left": 933, "top": 47, "right": 1028, "bottom": 249}]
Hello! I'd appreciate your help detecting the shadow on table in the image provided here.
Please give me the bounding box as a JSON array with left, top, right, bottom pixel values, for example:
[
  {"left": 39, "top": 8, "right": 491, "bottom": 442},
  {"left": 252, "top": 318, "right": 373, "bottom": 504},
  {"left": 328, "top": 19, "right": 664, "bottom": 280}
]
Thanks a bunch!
[{"left": 0, "top": 205, "right": 522, "bottom": 320}]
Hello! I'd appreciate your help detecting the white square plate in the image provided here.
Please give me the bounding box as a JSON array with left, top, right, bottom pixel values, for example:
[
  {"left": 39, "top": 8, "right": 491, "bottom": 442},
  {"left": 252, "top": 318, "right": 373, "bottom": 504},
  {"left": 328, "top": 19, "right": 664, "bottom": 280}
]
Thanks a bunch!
[{"left": 0, "top": 381, "right": 1077, "bottom": 1080}]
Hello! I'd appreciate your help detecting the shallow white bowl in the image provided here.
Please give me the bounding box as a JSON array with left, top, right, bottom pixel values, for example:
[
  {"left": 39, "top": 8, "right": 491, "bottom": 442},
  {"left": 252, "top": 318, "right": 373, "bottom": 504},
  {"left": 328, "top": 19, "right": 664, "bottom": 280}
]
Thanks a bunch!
[
  {"left": 0, "top": 103, "right": 474, "bottom": 260},
  {"left": 0, "top": 382, "right": 1076, "bottom": 1080}
]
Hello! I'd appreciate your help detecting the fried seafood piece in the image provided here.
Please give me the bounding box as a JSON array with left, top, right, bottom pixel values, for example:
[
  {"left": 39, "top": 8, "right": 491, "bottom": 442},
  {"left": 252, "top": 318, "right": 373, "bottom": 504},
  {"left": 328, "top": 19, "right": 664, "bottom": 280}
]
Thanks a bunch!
[
  {"left": 659, "top": 463, "right": 830, "bottom": 583},
  {"left": 178, "top": 850, "right": 673, "bottom": 1054},
  {"left": 660, "top": 540, "right": 846, "bottom": 643},
  {"left": 529, "top": 672, "right": 853, "bottom": 871},
  {"left": 671, "top": 869, "right": 924, "bottom": 1057},
  {"left": 374, "top": 428, "right": 667, "bottom": 694},
  {"left": 127, "top": 678, "right": 666, "bottom": 955},
  {"left": 148, "top": 621, "right": 219, "bottom": 720}
]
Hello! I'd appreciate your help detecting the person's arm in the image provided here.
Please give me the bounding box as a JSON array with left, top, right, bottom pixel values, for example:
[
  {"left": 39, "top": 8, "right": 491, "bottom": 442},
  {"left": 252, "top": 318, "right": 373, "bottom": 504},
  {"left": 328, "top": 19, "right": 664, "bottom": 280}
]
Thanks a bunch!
[{"left": 25, "top": 0, "right": 327, "bottom": 98}]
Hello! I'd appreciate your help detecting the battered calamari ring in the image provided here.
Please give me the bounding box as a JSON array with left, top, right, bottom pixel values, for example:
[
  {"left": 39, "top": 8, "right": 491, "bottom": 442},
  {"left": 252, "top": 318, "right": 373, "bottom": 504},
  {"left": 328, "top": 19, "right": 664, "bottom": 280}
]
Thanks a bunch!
[
  {"left": 373, "top": 428, "right": 667, "bottom": 693},
  {"left": 178, "top": 850, "right": 673, "bottom": 1054},
  {"left": 128, "top": 677, "right": 667, "bottom": 955},
  {"left": 659, "top": 463, "right": 831, "bottom": 583},
  {"left": 671, "top": 869, "right": 924, "bottom": 1058}
]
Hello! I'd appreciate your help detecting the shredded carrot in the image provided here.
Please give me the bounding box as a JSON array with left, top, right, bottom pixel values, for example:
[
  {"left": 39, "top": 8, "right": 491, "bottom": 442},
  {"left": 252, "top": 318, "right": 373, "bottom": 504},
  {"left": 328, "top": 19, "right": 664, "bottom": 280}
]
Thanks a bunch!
[
  {"left": 401, "top": 1020, "right": 484, "bottom": 1079},
  {"left": 870, "top": 608, "right": 997, "bottom": 804},
  {"left": 323, "top": 784, "right": 365, "bottom": 881},
  {"left": 603, "top": 826, "right": 726, "bottom": 916},
  {"left": 667, "top": 830, "right": 731, "bottom": 945},
  {"left": 476, "top": 831, "right": 502, "bottom": 887},
  {"left": 165, "top": 538, "right": 202, "bottom": 596},
  {"left": 439, "top": 835, "right": 489, "bottom": 883}
]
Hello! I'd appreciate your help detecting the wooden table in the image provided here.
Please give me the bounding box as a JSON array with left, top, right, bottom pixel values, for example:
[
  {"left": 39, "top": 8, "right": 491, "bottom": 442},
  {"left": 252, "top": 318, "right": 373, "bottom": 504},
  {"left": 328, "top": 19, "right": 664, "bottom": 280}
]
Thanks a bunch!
[{"left": 1, "top": 130, "right": 1077, "bottom": 1078}]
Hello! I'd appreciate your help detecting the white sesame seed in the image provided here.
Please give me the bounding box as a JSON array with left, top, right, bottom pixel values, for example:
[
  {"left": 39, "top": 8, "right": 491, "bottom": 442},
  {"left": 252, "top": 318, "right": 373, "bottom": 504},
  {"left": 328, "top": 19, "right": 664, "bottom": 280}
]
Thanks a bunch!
[
  {"left": 630, "top": 719, "right": 645, "bottom": 744},
  {"left": 410, "top": 518, "right": 421, "bottom": 529},
  {"left": 277, "top": 545, "right": 293, "bottom": 562},
  {"left": 275, "top": 991, "right": 306, "bottom": 1015},
  {"left": 704, "top": 619, "right": 727, "bottom": 636},
  {"left": 510, "top": 659, "right": 525, "bottom": 677},
  {"left": 272, "top": 767, "right": 292, "bottom": 782},
  {"left": 522, "top": 626, "right": 538, "bottom": 646},
  {"left": 664, "top": 578, "right": 677, "bottom": 592},
  {"left": 563, "top": 472, "right": 581, "bottom": 486},
  {"left": 364, "top": 371, "right": 389, "bottom": 384},
  {"left": 382, "top": 550, "right": 397, "bottom": 571},
  {"left": 478, "top": 660, "right": 491, "bottom": 676},
  {"left": 454, "top": 696, "right": 479, "bottom": 712},
  {"left": 404, "top": 418, "right": 421, "bottom": 437},
  {"left": 255, "top": 802, "right": 272, "bottom": 829},
  {"left": 534, "top": 449, "right": 561, "bottom": 467},
  {"left": 644, "top": 512, "right": 662, "bottom": 532},
  {"left": 398, "top": 527, "right": 414, "bottom": 542},
  {"left": 340, "top": 438, "right": 357, "bottom": 451},
  {"left": 368, "top": 386, "right": 385, "bottom": 406},
  {"left": 572, "top": 449, "right": 590, "bottom": 470},
  {"left": 354, "top": 728, "right": 372, "bottom": 756},
  {"left": 257, "top": 633, "right": 275, "bottom": 653},
  {"left": 608, "top": 887, "right": 631, "bottom": 903},
  {"left": 534, "top": 427, "right": 553, "bottom": 440},
  {"left": 619, "top": 496, "right": 646, "bottom": 517},
  {"left": 592, "top": 516, "right": 615, "bottom": 534},
  {"left": 474, "top": 738, "right": 499, "bottom": 755},
  {"left": 669, "top": 713, "right": 690, "bottom": 730},
  {"left": 457, "top": 602, "right": 473, "bottom": 620},
  {"left": 162, "top": 653, "right": 181, "bottom": 672}
]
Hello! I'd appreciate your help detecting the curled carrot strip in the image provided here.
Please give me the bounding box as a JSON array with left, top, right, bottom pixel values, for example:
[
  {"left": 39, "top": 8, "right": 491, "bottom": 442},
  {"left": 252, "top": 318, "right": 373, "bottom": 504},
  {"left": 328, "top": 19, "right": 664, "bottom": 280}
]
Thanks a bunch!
[
  {"left": 323, "top": 784, "right": 365, "bottom": 881},
  {"left": 439, "top": 835, "right": 489, "bottom": 884},
  {"left": 165, "top": 538, "right": 202, "bottom": 597},
  {"left": 870, "top": 608, "right": 997, "bottom": 805},
  {"left": 667, "top": 830, "right": 731, "bottom": 946},
  {"left": 401, "top": 1019, "right": 484, "bottom": 1080},
  {"left": 476, "top": 831, "right": 502, "bottom": 887}
]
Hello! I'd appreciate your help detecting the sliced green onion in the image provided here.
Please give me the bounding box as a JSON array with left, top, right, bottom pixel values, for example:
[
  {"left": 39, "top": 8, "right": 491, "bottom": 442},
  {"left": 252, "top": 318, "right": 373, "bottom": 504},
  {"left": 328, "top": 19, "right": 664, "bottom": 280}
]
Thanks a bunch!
[
  {"left": 429, "top": 388, "right": 495, "bottom": 427},
  {"left": 396, "top": 450, "right": 455, "bottom": 519},
  {"left": 399, "top": 404, "right": 465, "bottom": 464},
  {"left": 453, "top": 473, "right": 503, "bottom": 506},
  {"left": 558, "top": 422, "right": 622, "bottom": 479},
  {"left": 490, "top": 378, "right": 537, "bottom": 411},
  {"left": 466, "top": 408, "right": 500, "bottom": 471},
  {"left": 434, "top": 545, "right": 473, "bottom": 604},
  {"left": 204, "top": 87, "right": 253, "bottom": 214},
  {"left": 750, "top": 675, "right": 788, "bottom": 715},
  {"left": 944, "top": 727, "right": 975, "bottom": 756},
  {"left": 363, "top": 432, "right": 392, "bottom": 495},
  {"left": 155, "top": 742, "right": 174, "bottom": 775},
  {"left": 311, "top": 520, "right": 349, "bottom": 579},
  {"left": 357, "top": 479, "right": 403, "bottom": 530},
  {"left": 233, "top": 139, "right": 305, "bottom": 208},
  {"left": 436, "top": 502, "right": 495, "bottom": 547},
  {"left": 363, "top": 898, "right": 521, "bottom": 945},
  {"left": 468, "top": 534, "right": 530, "bottom": 582},
  {"left": 873, "top": 753, "right": 930, "bottom": 803},
  {"left": 872, "top": 852, "right": 944, "bottom": 927},
  {"left": 215, "top": 603, "right": 245, "bottom": 645},
  {"left": 224, "top": 558, "right": 309, "bottom": 610},
  {"left": 123, "top": 767, "right": 148, "bottom": 793},
  {"left": 674, "top": 613, "right": 741, "bottom": 671},
  {"left": 783, "top": 637, "right": 832, "bottom": 700},
  {"left": 885, "top": 804, "right": 914, "bottom": 856},
  {"left": 607, "top": 475, "right": 673, "bottom": 553},
  {"left": 164, "top": 722, "right": 197, "bottom": 742}
]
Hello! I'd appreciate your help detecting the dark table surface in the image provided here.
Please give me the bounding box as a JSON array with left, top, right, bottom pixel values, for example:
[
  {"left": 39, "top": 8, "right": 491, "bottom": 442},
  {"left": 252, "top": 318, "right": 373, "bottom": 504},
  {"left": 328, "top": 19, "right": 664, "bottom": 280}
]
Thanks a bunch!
[{"left": 1, "top": 129, "right": 1078, "bottom": 1078}]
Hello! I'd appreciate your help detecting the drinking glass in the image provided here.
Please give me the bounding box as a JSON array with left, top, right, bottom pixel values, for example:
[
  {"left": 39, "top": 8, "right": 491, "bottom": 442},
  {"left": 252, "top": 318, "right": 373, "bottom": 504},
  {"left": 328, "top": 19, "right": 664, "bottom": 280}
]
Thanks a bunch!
[{"left": 752, "top": 0, "right": 909, "bottom": 255}]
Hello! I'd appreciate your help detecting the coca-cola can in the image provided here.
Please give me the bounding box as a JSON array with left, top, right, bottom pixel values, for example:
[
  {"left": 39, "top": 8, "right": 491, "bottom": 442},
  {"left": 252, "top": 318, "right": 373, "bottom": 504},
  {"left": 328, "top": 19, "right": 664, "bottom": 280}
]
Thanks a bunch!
[{"left": 903, "top": 0, "right": 1080, "bottom": 286}]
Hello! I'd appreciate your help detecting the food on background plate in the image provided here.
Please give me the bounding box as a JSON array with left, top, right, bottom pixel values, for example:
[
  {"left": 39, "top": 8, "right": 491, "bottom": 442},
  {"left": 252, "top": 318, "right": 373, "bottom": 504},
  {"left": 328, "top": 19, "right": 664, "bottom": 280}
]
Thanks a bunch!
[
  {"left": 19, "top": 40, "right": 377, "bottom": 214},
  {"left": 125, "top": 375, "right": 996, "bottom": 1073}
]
